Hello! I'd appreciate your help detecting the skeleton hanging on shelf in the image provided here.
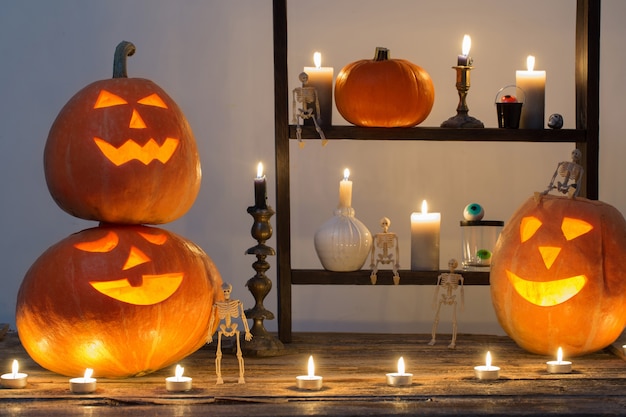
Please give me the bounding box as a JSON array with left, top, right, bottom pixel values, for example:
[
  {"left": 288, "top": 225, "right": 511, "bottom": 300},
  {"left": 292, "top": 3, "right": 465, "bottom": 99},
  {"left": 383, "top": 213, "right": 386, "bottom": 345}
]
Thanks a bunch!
[
  {"left": 369, "top": 217, "right": 400, "bottom": 285},
  {"left": 292, "top": 72, "right": 327, "bottom": 147},
  {"left": 542, "top": 149, "right": 584, "bottom": 198},
  {"left": 208, "top": 283, "right": 252, "bottom": 384},
  {"left": 428, "top": 259, "right": 464, "bottom": 349}
]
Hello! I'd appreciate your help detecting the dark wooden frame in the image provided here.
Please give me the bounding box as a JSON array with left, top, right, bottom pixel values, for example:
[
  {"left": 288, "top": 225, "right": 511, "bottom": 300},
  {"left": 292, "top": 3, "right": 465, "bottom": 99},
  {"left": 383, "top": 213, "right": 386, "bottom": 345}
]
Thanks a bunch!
[{"left": 274, "top": 0, "right": 600, "bottom": 342}]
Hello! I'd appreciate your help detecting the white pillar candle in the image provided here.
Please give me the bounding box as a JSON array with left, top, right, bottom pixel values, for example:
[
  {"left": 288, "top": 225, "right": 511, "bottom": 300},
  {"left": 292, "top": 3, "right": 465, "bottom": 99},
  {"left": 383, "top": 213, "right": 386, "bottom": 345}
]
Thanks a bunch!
[
  {"left": 410, "top": 200, "right": 441, "bottom": 270},
  {"left": 304, "top": 52, "right": 333, "bottom": 126},
  {"left": 516, "top": 55, "right": 546, "bottom": 129},
  {"left": 338, "top": 168, "right": 352, "bottom": 208}
]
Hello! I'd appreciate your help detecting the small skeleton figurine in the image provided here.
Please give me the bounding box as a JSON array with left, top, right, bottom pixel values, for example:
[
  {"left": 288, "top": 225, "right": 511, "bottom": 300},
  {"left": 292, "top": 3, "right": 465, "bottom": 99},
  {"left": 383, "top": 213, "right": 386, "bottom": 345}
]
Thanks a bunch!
[
  {"left": 208, "top": 283, "right": 252, "bottom": 384},
  {"left": 369, "top": 217, "right": 400, "bottom": 285},
  {"left": 428, "top": 259, "right": 464, "bottom": 349},
  {"left": 292, "top": 72, "right": 327, "bottom": 147},
  {"left": 542, "top": 149, "right": 584, "bottom": 198}
]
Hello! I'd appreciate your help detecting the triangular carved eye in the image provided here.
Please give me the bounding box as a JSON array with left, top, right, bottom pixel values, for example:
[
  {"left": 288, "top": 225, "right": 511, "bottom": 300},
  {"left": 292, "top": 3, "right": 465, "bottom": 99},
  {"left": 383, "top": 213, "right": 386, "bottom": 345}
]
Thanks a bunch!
[
  {"left": 520, "top": 216, "right": 542, "bottom": 243},
  {"left": 94, "top": 90, "right": 128, "bottom": 109},
  {"left": 138, "top": 231, "right": 168, "bottom": 245},
  {"left": 562, "top": 217, "right": 593, "bottom": 240},
  {"left": 137, "top": 93, "right": 168, "bottom": 109},
  {"left": 74, "top": 231, "right": 119, "bottom": 252}
]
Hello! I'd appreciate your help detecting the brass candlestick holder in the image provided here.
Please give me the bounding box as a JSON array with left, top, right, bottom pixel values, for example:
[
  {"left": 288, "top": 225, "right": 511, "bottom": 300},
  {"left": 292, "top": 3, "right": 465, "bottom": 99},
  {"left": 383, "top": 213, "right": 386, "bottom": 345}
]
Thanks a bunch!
[
  {"left": 242, "top": 204, "right": 286, "bottom": 356},
  {"left": 441, "top": 65, "right": 484, "bottom": 128}
]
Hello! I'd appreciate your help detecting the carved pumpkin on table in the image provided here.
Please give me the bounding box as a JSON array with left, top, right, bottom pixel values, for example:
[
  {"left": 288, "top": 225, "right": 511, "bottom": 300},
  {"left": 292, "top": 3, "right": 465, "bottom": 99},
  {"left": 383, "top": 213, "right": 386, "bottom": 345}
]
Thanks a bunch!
[
  {"left": 44, "top": 41, "right": 200, "bottom": 225},
  {"left": 490, "top": 194, "right": 626, "bottom": 356},
  {"left": 16, "top": 224, "right": 223, "bottom": 378}
]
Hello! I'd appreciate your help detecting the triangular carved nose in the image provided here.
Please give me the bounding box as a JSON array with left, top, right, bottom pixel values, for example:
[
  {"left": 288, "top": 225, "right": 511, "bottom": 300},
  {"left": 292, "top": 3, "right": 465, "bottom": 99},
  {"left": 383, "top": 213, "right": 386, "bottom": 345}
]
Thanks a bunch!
[{"left": 539, "top": 246, "right": 561, "bottom": 270}]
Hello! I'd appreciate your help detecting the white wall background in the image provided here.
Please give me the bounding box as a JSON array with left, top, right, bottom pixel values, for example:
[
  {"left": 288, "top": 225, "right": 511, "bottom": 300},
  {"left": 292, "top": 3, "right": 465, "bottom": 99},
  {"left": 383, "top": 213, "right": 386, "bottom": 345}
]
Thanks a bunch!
[{"left": 0, "top": 1, "right": 624, "bottom": 337}]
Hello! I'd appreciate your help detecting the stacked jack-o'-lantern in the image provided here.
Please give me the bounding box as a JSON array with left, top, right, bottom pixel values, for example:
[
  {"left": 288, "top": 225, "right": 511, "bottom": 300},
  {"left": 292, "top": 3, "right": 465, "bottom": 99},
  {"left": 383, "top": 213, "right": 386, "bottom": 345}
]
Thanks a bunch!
[{"left": 16, "top": 41, "right": 223, "bottom": 378}]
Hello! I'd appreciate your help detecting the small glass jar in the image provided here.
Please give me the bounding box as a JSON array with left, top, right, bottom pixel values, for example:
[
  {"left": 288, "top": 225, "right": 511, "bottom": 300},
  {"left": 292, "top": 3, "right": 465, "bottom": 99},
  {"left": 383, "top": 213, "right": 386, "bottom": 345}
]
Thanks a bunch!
[{"left": 460, "top": 220, "right": 504, "bottom": 271}]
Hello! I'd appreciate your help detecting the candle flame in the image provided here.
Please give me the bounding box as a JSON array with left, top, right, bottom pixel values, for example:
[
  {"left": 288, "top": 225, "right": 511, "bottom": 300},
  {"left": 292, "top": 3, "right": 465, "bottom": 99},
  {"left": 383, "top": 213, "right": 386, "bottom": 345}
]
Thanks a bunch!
[
  {"left": 83, "top": 368, "right": 93, "bottom": 382},
  {"left": 557, "top": 347, "right": 563, "bottom": 363},
  {"left": 462, "top": 35, "right": 471, "bottom": 56},
  {"left": 421, "top": 200, "right": 428, "bottom": 214},
  {"left": 485, "top": 351, "right": 492, "bottom": 368},
  {"left": 397, "top": 357, "right": 405, "bottom": 375},
  {"left": 343, "top": 168, "right": 350, "bottom": 181},
  {"left": 11, "top": 360, "right": 18, "bottom": 377},
  {"left": 526, "top": 55, "right": 535, "bottom": 72},
  {"left": 257, "top": 162, "right": 264, "bottom": 179},
  {"left": 313, "top": 52, "right": 322, "bottom": 69},
  {"left": 175, "top": 364, "right": 184, "bottom": 380},
  {"left": 307, "top": 355, "right": 315, "bottom": 377}
]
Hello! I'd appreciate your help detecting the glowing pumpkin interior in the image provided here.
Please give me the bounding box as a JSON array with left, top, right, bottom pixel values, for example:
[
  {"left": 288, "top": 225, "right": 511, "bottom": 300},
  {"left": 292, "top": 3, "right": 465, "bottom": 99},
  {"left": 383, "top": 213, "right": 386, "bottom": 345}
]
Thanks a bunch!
[
  {"left": 92, "top": 90, "right": 179, "bottom": 166},
  {"left": 73, "top": 229, "right": 183, "bottom": 306},
  {"left": 507, "top": 216, "right": 593, "bottom": 306}
]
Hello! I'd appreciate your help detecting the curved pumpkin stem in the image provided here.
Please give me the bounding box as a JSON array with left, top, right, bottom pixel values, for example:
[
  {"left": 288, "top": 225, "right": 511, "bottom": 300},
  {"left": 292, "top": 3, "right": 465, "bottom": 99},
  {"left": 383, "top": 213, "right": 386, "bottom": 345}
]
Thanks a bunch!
[
  {"left": 113, "top": 41, "right": 136, "bottom": 79},
  {"left": 373, "top": 47, "right": 390, "bottom": 61}
]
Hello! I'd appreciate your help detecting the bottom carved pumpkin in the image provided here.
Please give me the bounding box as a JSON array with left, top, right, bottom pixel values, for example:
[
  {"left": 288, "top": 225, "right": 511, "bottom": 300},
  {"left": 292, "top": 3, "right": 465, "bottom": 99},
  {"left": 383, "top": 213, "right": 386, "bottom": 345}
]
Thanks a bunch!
[
  {"left": 16, "top": 224, "right": 223, "bottom": 377},
  {"left": 490, "top": 194, "right": 626, "bottom": 356}
]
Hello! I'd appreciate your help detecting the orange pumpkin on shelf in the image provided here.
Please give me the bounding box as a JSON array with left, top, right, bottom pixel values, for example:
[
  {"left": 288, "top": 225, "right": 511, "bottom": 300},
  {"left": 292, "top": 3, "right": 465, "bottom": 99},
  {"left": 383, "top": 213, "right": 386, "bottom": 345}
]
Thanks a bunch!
[
  {"left": 44, "top": 41, "right": 200, "bottom": 225},
  {"left": 16, "top": 224, "right": 223, "bottom": 378},
  {"left": 334, "top": 47, "right": 435, "bottom": 128},
  {"left": 490, "top": 194, "right": 626, "bottom": 356}
]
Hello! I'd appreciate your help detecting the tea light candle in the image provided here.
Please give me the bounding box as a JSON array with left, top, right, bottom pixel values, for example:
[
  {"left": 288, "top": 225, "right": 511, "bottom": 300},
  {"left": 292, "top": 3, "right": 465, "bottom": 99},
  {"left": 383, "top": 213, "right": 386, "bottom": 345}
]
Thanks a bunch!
[
  {"left": 296, "top": 355, "right": 323, "bottom": 390},
  {"left": 410, "top": 200, "right": 441, "bottom": 270},
  {"left": 1, "top": 360, "right": 28, "bottom": 389},
  {"left": 166, "top": 364, "right": 193, "bottom": 392},
  {"left": 474, "top": 351, "right": 500, "bottom": 380},
  {"left": 69, "top": 368, "right": 97, "bottom": 394},
  {"left": 254, "top": 162, "right": 268, "bottom": 209},
  {"left": 303, "top": 51, "right": 333, "bottom": 126},
  {"left": 338, "top": 168, "right": 352, "bottom": 208},
  {"left": 457, "top": 35, "right": 472, "bottom": 66},
  {"left": 546, "top": 347, "right": 572, "bottom": 374},
  {"left": 386, "top": 357, "right": 413, "bottom": 387},
  {"left": 516, "top": 55, "right": 546, "bottom": 129}
]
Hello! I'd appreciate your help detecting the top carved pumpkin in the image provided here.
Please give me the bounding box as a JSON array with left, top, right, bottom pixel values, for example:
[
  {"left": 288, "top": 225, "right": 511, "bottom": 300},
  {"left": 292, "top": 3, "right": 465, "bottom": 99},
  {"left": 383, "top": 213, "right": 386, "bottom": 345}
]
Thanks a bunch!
[
  {"left": 334, "top": 47, "right": 435, "bottom": 127},
  {"left": 490, "top": 194, "right": 626, "bottom": 356},
  {"left": 44, "top": 41, "right": 200, "bottom": 225}
]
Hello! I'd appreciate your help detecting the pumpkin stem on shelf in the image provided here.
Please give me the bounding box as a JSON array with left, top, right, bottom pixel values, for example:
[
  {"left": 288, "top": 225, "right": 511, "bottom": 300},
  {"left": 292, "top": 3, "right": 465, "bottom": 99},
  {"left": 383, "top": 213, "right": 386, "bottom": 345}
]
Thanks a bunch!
[
  {"left": 373, "top": 47, "right": 390, "bottom": 61},
  {"left": 113, "top": 41, "right": 136, "bottom": 79}
]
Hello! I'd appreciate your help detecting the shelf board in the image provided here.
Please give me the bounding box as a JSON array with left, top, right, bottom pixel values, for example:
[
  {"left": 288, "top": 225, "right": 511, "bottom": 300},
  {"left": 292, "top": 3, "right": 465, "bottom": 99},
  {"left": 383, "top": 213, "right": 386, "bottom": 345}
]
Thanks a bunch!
[
  {"left": 291, "top": 268, "right": 490, "bottom": 285},
  {"left": 289, "top": 125, "right": 586, "bottom": 142}
]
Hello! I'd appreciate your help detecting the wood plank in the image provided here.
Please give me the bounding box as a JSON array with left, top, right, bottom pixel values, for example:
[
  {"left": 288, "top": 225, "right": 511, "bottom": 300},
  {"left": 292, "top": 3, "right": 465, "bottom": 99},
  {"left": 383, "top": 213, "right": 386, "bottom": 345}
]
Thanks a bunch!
[
  {"left": 1, "top": 332, "right": 625, "bottom": 415},
  {"left": 291, "top": 269, "right": 489, "bottom": 285},
  {"left": 289, "top": 125, "right": 586, "bottom": 142}
]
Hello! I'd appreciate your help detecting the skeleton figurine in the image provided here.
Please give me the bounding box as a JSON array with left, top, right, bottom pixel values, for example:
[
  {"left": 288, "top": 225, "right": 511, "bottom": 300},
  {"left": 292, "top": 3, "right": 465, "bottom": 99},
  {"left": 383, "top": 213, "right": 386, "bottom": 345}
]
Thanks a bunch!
[
  {"left": 292, "top": 72, "right": 327, "bottom": 147},
  {"left": 542, "top": 149, "right": 584, "bottom": 198},
  {"left": 428, "top": 259, "right": 464, "bottom": 349},
  {"left": 369, "top": 217, "right": 400, "bottom": 285},
  {"left": 208, "top": 283, "right": 252, "bottom": 384}
]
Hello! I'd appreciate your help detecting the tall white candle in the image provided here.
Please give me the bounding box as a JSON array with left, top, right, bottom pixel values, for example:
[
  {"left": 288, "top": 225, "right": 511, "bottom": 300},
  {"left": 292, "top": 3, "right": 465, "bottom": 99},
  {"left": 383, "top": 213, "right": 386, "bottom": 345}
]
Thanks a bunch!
[
  {"left": 410, "top": 200, "right": 441, "bottom": 270},
  {"left": 304, "top": 51, "right": 333, "bottom": 126},
  {"left": 338, "top": 168, "right": 352, "bottom": 208},
  {"left": 516, "top": 55, "right": 546, "bottom": 129}
]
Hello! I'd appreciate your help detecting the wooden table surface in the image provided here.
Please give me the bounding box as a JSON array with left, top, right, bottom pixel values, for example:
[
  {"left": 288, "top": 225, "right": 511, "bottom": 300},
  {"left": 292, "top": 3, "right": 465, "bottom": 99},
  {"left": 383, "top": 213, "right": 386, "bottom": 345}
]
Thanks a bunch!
[{"left": 1, "top": 328, "right": 625, "bottom": 416}]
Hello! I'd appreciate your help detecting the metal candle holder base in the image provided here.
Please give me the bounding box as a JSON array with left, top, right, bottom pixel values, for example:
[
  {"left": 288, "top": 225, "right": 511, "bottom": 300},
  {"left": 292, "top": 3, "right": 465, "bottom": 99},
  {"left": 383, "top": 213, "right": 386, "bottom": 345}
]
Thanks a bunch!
[
  {"left": 242, "top": 205, "right": 286, "bottom": 357},
  {"left": 441, "top": 66, "right": 484, "bottom": 128}
]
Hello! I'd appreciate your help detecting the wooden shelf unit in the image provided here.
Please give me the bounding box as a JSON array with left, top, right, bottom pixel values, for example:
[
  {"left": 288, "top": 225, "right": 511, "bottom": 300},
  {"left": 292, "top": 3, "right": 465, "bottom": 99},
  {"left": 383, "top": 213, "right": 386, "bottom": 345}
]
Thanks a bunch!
[{"left": 273, "top": 0, "right": 600, "bottom": 343}]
